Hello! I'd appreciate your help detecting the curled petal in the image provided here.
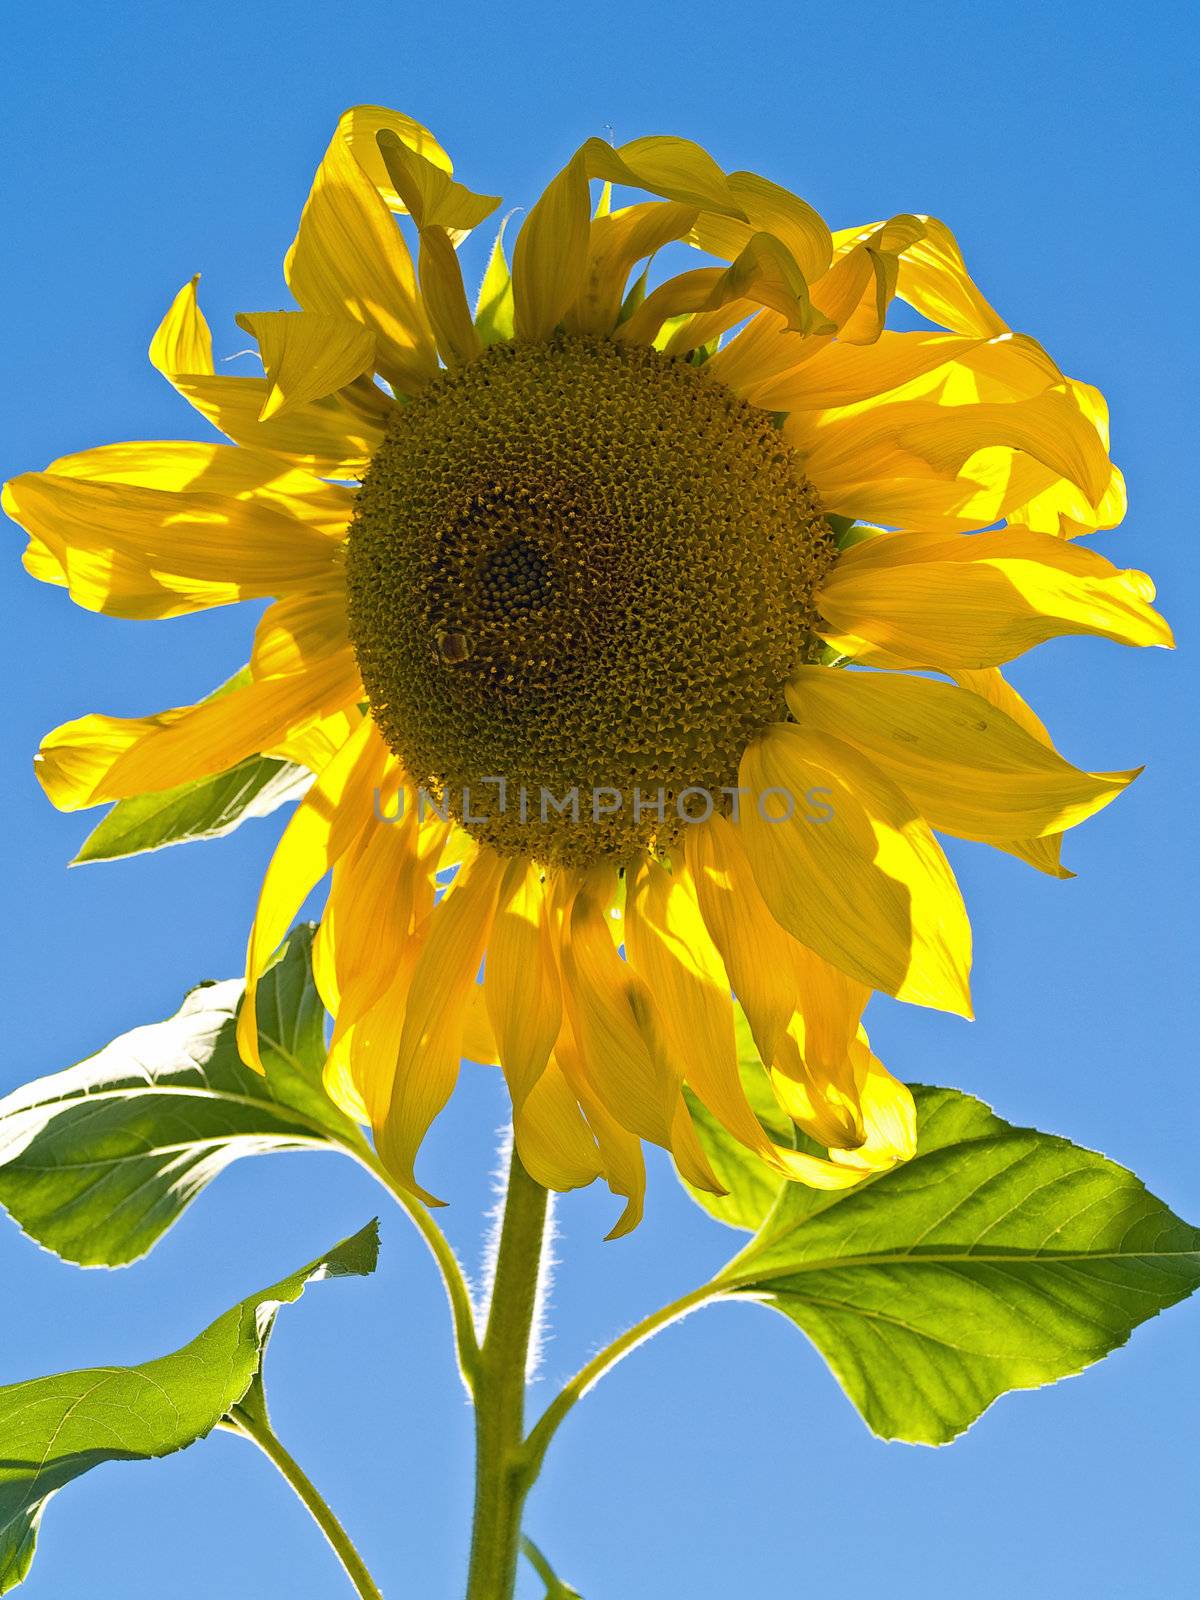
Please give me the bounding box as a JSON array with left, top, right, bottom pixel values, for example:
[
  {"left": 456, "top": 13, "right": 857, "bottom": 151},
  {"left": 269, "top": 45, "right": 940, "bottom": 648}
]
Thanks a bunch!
[
  {"left": 235, "top": 311, "right": 376, "bottom": 421},
  {"left": 485, "top": 860, "right": 563, "bottom": 1111},
  {"left": 285, "top": 115, "right": 437, "bottom": 391},
  {"left": 738, "top": 724, "right": 972, "bottom": 1015},
  {"left": 377, "top": 847, "right": 507, "bottom": 1200},
  {"left": 237, "top": 719, "right": 387, "bottom": 1072},
  {"left": 817, "top": 527, "right": 1173, "bottom": 669},
  {"left": 787, "top": 667, "right": 1140, "bottom": 842}
]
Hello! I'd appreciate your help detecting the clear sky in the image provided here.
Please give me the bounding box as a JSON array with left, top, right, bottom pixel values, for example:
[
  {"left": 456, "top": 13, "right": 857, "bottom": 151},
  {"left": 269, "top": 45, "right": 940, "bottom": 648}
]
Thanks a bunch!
[{"left": 2, "top": 2, "right": 1197, "bottom": 1596}]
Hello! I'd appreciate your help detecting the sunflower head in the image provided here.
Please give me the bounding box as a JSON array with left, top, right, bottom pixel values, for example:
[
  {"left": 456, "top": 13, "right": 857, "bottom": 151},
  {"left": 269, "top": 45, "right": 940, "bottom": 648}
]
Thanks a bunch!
[
  {"left": 347, "top": 334, "right": 836, "bottom": 863},
  {"left": 5, "top": 103, "right": 1171, "bottom": 1234}
]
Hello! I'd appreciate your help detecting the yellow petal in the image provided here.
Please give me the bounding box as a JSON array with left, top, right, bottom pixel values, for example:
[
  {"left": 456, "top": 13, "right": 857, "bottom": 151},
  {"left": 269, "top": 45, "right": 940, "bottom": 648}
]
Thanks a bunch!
[
  {"left": 767, "top": 1042, "right": 863, "bottom": 1150},
  {"left": 416, "top": 224, "right": 482, "bottom": 367},
  {"left": 624, "top": 864, "right": 856, "bottom": 1192},
  {"left": 377, "top": 847, "right": 506, "bottom": 1199},
  {"left": 725, "top": 170, "right": 833, "bottom": 281},
  {"left": 667, "top": 1097, "right": 727, "bottom": 1196},
  {"left": 284, "top": 117, "right": 437, "bottom": 391},
  {"left": 716, "top": 234, "right": 832, "bottom": 333},
  {"left": 149, "top": 273, "right": 212, "bottom": 373},
  {"left": 560, "top": 879, "right": 678, "bottom": 1147},
  {"left": 235, "top": 311, "right": 376, "bottom": 421},
  {"left": 828, "top": 1046, "right": 917, "bottom": 1172},
  {"left": 34, "top": 439, "right": 355, "bottom": 534},
  {"left": 151, "top": 280, "right": 390, "bottom": 475},
  {"left": 756, "top": 330, "right": 989, "bottom": 412},
  {"left": 4, "top": 469, "right": 343, "bottom": 619},
  {"left": 514, "top": 1060, "right": 605, "bottom": 1191},
  {"left": 792, "top": 389, "right": 1112, "bottom": 521},
  {"left": 702, "top": 307, "right": 823, "bottom": 401},
  {"left": 809, "top": 216, "right": 926, "bottom": 344},
  {"left": 896, "top": 392, "right": 1111, "bottom": 505},
  {"left": 164, "top": 377, "right": 387, "bottom": 478},
  {"left": 684, "top": 814, "right": 866, "bottom": 1075},
  {"left": 684, "top": 819, "right": 794, "bottom": 1064},
  {"left": 339, "top": 105, "right": 455, "bottom": 206},
  {"left": 273, "top": 706, "right": 364, "bottom": 775},
  {"left": 331, "top": 979, "right": 410, "bottom": 1136},
  {"left": 614, "top": 266, "right": 728, "bottom": 345},
  {"left": 323, "top": 801, "right": 446, "bottom": 1053},
  {"left": 237, "top": 718, "right": 385, "bottom": 1071},
  {"left": 886, "top": 215, "right": 1009, "bottom": 336},
  {"left": 787, "top": 668, "right": 1139, "bottom": 841},
  {"left": 322, "top": 1044, "right": 370, "bottom": 1128},
  {"left": 560, "top": 876, "right": 722, "bottom": 1195},
  {"left": 773, "top": 1036, "right": 916, "bottom": 1173},
  {"left": 585, "top": 135, "right": 745, "bottom": 213},
  {"left": 554, "top": 1021, "right": 647, "bottom": 1237},
  {"left": 512, "top": 148, "right": 592, "bottom": 341},
  {"left": 949, "top": 669, "right": 1074, "bottom": 879},
  {"left": 1004, "top": 378, "right": 1126, "bottom": 536},
  {"left": 619, "top": 235, "right": 831, "bottom": 347},
  {"left": 625, "top": 857, "right": 770, "bottom": 1161},
  {"left": 684, "top": 817, "right": 870, "bottom": 1164},
  {"left": 37, "top": 644, "right": 361, "bottom": 812},
  {"left": 689, "top": 171, "right": 832, "bottom": 283},
  {"left": 485, "top": 860, "right": 563, "bottom": 1111},
  {"left": 894, "top": 330, "right": 1063, "bottom": 406},
  {"left": 514, "top": 134, "right": 830, "bottom": 345},
  {"left": 738, "top": 724, "right": 972, "bottom": 1014},
  {"left": 817, "top": 526, "right": 1173, "bottom": 669},
  {"left": 320, "top": 810, "right": 452, "bottom": 1126},
  {"left": 660, "top": 297, "right": 762, "bottom": 359},
  {"left": 374, "top": 127, "right": 500, "bottom": 240},
  {"left": 462, "top": 982, "right": 500, "bottom": 1064},
  {"left": 565, "top": 200, "right": 699, "bottom": 337},
  {"left": 249, "top": 587, "right": 352, "bottom": 681}
]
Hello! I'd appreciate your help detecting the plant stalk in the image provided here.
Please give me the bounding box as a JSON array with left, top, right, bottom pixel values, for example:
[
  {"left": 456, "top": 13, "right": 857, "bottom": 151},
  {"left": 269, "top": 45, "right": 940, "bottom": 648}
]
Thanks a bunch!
[
  {"left": 523, "top": 1280, "right": 720, "bottom": 1482},
  {"left": 464, "top": 1145, "right": 549, "bottom": 1600},
  {"left": 226, "top": 1399, "right": 385, "bottom": 1600},
  {"left": 356, "top": 1147, "right": 481, "bottom": 1393}
]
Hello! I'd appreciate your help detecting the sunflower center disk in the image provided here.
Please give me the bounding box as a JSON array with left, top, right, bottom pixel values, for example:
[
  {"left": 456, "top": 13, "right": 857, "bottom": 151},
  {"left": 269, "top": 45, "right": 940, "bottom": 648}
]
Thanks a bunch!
[{"left": 346, "top": 336, "right": 836, "bottom": 866}]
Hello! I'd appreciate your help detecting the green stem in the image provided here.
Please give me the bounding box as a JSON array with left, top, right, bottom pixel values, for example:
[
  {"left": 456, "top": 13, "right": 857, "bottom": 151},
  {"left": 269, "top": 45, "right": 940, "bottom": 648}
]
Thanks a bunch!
[
  {"left": 225, "top": 1400, "right": 384, "bottom": 1600},
  {"left": 464, "top": 1145, "right": 550, "bottom": 1600},
  {"left": 355, "top": 1147, "right": 481, "bottom": 1393},
  {"left": 523, "top": 1280, "right": 721, "bottom": 1482}
]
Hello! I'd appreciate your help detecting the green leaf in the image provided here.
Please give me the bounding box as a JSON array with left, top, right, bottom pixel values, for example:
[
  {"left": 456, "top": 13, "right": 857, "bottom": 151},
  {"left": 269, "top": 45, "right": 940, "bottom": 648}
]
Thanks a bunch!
[
  {"left": 0, "top": 926, "right": 367, "bottom": 1267},
  {"left": 72, "top": 752, "right": 311, "bottom": 863},
  {"left": 475, "top": 217, "right": 515, "bottom": 345},
  {"left": 0, "top": 1220, "right": 379, "bottom": 1593},
  {"left": 714, "top": 1085, "right": 1200, "bottom": 1444}
]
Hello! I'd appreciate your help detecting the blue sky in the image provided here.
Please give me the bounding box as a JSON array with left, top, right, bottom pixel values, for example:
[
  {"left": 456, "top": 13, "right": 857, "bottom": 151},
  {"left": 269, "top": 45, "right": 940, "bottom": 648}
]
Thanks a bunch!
[{"left": 2, "top": 2, "right": 1197, "bottom": 1596}]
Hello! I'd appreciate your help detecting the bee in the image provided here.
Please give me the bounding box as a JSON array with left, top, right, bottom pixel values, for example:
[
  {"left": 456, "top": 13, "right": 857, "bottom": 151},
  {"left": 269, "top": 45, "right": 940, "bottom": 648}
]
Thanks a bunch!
[{"left": 436, "top": 630, "right": 474, "bottom": 665}]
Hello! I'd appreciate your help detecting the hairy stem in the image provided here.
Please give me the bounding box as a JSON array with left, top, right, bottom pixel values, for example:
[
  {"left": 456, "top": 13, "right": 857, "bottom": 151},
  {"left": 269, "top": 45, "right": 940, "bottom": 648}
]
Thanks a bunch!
[
  {"left": 523, "top": 1281, "right": 721, "bottom": 1481},
  {"left": 355, "top": 1147, "right": 481, "bottom": 1393},
  {"left": 464, "top": 1147, "right": 549, "bottom": 1600},
  {"left": 225, "top": 1398, "right": 384, "bottom": 1600}
]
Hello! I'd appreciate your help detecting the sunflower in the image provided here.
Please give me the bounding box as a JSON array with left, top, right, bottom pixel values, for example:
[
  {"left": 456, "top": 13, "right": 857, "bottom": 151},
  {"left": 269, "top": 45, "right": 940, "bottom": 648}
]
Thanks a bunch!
[{"left": 5, "top": 105, "right": 1171, "bottom": 1234}]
